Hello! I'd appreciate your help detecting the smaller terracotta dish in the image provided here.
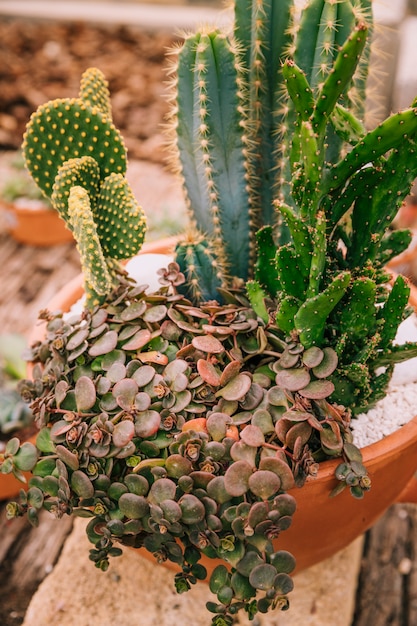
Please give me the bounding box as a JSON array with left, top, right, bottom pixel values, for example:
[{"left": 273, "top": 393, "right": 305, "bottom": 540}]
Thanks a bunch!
[{"left": 2, "top": 200, "right": 74, "bottom": 246}]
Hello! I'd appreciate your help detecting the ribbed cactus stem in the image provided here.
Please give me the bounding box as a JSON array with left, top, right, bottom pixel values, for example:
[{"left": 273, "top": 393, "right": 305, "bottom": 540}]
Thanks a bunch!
[{"left": 172, "top": 29, "right": 254, "bottom": 284}]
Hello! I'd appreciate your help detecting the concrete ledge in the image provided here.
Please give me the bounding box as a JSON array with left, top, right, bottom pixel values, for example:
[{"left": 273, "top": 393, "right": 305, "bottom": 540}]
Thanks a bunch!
[
  {"left": 0, "top": 0, "right": 232, "bottom": 29},
  {"left": 22, "top": 518, "right": 364, "bottom": 626}
]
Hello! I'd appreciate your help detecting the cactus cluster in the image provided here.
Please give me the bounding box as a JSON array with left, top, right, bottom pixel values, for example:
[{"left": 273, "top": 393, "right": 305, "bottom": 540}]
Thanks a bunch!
[
  {"left": 169, "top": 0, "right": 417, "bottom": 412},
  {"left": 22, "top": 68, "right": 147, "bottom": 306}
]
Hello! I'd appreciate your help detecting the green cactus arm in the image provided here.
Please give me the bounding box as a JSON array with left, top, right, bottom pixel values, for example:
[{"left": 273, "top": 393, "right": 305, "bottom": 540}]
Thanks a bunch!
[
  {"left": 330, "top": 103, "right": 366, "bottom": 144},
  {"left": 246, "top": 281, "right": 269, "bottom": 324},
  {"left": 175, "top": 233, "right": 224, "bottom": 302},
  {"left": 254, "top": 226, "right": 281, "bottom": 297},
  {"left": 378, "top": 230, "right": 413, "bottom": 266},
  {"left": 275, "top": 245, "right": 308, "bottom": 299},
  {"left": 374, "top": 343, "right": 417, "bottom": 368},
  {"left": 282, "top": 59, "right": 314, "bottom": 122},
  {"left": 324, "top": 107, "right": 417, "bottom": 194},
  {"left": 337, "top": 278, "right": 377, "bottom": 341},
  {"left": 312, "top": 22, "right": 368, "bottom": 142},
  {"left": 295, "top": 0, "right": 335, "bottom": 89},
  {"left": 347, "top": 139, "right": 417, "bottom": 267},
  {"left": 67, "top": 186, "right": 112, "bottom": 301},
  {"left": 306, "top": 211, "right": 326, "bottom": 299},
  {"left": 172, "top": 30, "right": 253, "bottom": 281},
  {"left": 275, "top": 201, "right": 312, "bottom": 271},
  {"left": 294, "top": 271, "right": 351, "bottom": 348},
  {"left": 51, "top": 156, "right": 101, "bottom": 224},
  {"left": 275, "top": 295, "right": 301, "bottom": 334},
  {"left": 377, "top": 275, "right": 410, "bottom": 349},
  {"left": 297, "top": 120, "right": 322, "bottom": 220},
  {"left": 95, "top": 173, "right": 146, "bottom": 260},
  {"left": 79, "top": 67, "right": 113, "bottom": 119},
  {"left": 23, "top": 98, "right": 127, "bottom": 197}
]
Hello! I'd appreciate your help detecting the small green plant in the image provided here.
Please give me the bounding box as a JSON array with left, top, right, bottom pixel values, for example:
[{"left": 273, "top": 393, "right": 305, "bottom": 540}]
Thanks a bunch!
[
  {"left": 3, "top": 1, "right": 417, "bottom": 625},
  {"left": 1, "top": 153, "right": 52, "bottom": 207},
  {"left": 0, "top": 334, "right": 35, "bottom": 481}
]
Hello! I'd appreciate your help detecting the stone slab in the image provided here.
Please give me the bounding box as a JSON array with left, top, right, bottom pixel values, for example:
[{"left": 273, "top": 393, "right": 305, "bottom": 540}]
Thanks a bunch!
[{"left": 22, "top": 518, "right": 363, "bottom": 626}]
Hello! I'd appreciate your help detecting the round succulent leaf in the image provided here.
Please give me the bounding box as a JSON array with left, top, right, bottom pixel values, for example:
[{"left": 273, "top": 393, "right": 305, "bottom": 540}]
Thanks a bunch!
[
  {"left": 312, "top": 346, "right": 338, "bottom": 378},
  {"left": 135, "top": 410, "right": 161, "bottom": 438},
  {"left": 99, "top": 393, "right": 118, "bottom": 412},
  {"left": 74, "top": 376, "right": 97, "bottom": 412},
  {"left": 236, "top": 551, "right": 264, "bottom": 577},
  {"left": 118, "top": 492, "right": 149, "bottom": 519},
  {"left": 169, "top": 390, "right": 192, "bottom": 413},
  {"left": 298, "top": 380, "right": 335, "bottom": 399},
  {"left": 209, "top": 565, "right": 230, "bottom": 594},
  {"left": 270, "top": 550, "right": 296, "bottom": 574},
  {"left": 343, "top": 442, "right": 364, "bottom": 463},
  {"left": 320, "top": 425, "right": 343, "bottom": 455},
  {"left": 179, "top": 493, "right": 206, "bottom": 524},
  {"left": 197, "top": 359, "right": 221, "bottom": 386},
  {"left": 106, "top": 362, "right": 127, "bottom": 383},
  {"left": 124, "top": 473, "right": 149, "bottom": 496},
  {"left": 249, "top": 564, "right": 278, "bottom": 591},
  {"left": 88, "top": 330, "right": 118, "bottom": 357},
  {"left": 102, "top": 349, "right": 126, "bottom": 370},
  {"left": 122, "top": 328, "right": 152, "bottom": 351},
  {"left": 112, "top": 378, "right": 139, "bottom": 409},
  {"left": 36, "top": 427, "right": 56, "bottom": 454},
  {"left": 274, "top": 572, "right": 295, "bottom": 595},
  {"left": 230, "top": 441, "right": 257, "bottom": 466},
  {"left": 165, "top": 454, "right": 193, "bottom": 479},
  {"left": 13, "top": 442, "right": 38, "bottom": 472},
  {"left": 71, "top": 470, "right": 94, "bottom": 498},
  {"left": 67, "top": 327, "right": 90, "bottom": 352},
  {"left": 161, "top": 499, "right": 182, "bottom": 523},
  {"left": 96, "top": 376, "right": 112, "bottom": 395},
  {"left": 134, "top": 392, "right": 151, "bottom": 412},
  {"left": 248, "top": 470, "right": 281, "bottom": 499},
  {"left": 259, "top": 458, "right": 295, "bottom": 490},
  {"left": 54, "top": 380, "right": 69, "bottom": 407},
  {"left": 224, "top": 460, "right": 253, "bottom": 496},
  {"left": 132, "top": 364, "right": 156, "bottom": 387},
  {"left": 192, "top": 335, "right": 224, "bottom": 354},
  {"left": 206, "top": 476, "right": 233, "bottom": 504},
  {"left": 278, "top": 350, "right": 300, "bottom": 369},
  {"left": 230, "top": 571, "right": 256, "bottom": 601},
  {"left": 5, "top": 437, "right": 20, "bottom": 457},
  {"left": 284, "top": 422, "right": 312, "bottom": 450},
  {"left": 239, "top": 424, "right": 265, "bottom": 448},
  {"left": 206, "top": 413, "right": 229, "bottom": 442},
  {"left": 164, "top": 359, "right": 188, "bottom": 380},
  {"left": 301, "top": 346, "right": 324, "bottom": 369},
  {"left": 120, "top": 300, "right": 147, "bottom": 321},
  {"left": 219, "top": 360, "right": 242, "bottom": 386},
  {"left": 247, "top": 501, "right": 269, "bottom": 529},
  {"left": 230, "top": 411, "right": 252, "bottom": 426},
  {"left": 251, "top": 410, "right": 275, "bottom": 434},
  {"left": 275, "top": 367, "right": 310, "bottom": 391},
  {"left": 215, "top": 373, "right": 252, "bottom": 402},
  {"left": 89, "top": 322, "right": 108, "bottom": 340},
  {"left": 267, "top": 386, "right": 289, "bottom": 407},
  {"left": 148, "top": 477, "right": 177, "bottom": 504},
  {"left": 112, "top": 420, "right": 135, "bottom": 448},
  {"left": 142, "top": 305, "right": 168, "bottom": 324}
]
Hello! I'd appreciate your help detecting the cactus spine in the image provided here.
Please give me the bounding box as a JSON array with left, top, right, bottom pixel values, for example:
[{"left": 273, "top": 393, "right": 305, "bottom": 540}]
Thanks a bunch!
[{"left": 22, "top": 68, "right": 147, "bottom": 307}]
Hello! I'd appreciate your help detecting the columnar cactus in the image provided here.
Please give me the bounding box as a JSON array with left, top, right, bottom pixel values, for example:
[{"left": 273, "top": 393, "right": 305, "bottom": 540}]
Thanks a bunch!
[{"left": 22, "top": 68, "right": 147, "bottom": 306}]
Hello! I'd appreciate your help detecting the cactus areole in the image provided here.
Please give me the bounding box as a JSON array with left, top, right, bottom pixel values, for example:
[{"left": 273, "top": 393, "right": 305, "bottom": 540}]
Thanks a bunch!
[{"left": 3, "top": 1, "right": 417, "bottom": 624}]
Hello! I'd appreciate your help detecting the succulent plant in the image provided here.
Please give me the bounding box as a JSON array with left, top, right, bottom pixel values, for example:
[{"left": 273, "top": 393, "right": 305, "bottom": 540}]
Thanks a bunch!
[
  {"left": 22, "top": 67, "right": 147, "bottom": 307},
  {"left": 3, "top": 1, "right": 417, "bottom": 624}
]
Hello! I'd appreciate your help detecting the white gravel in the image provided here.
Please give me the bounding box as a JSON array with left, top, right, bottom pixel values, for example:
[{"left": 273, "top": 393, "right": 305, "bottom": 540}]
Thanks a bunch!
[{"left": 351, "top": 313, "right": 417, "bottom": 448}]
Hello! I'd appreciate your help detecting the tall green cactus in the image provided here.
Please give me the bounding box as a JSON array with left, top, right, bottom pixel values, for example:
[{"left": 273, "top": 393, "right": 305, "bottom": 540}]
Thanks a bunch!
[
  {"left": 170, "top": 0, "right": 417, "bottom": 412},
  {"left": 22, "top": 68, "right": 147, "bottom": 307}
]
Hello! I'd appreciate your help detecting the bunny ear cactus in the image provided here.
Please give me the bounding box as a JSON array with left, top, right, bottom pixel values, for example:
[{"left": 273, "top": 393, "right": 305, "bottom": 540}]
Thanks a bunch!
[{"left": 22, "top": 67, "right": 147, "bottom": 307}]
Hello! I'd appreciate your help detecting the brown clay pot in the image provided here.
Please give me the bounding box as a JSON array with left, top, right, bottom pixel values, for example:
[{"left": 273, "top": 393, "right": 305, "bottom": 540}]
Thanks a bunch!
[
  {"left": 0, "top": 437, "right": 36, "bottom": 501},
  {"left": 2, "top": 200, "right": 74, "bottom": 246},
  {"left": 22, "top": 244, "right": 417, "bottom": 573}
]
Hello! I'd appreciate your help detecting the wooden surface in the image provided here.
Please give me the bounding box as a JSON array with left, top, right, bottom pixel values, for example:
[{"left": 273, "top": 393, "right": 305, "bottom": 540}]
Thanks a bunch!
[{"left": 1, "top": 227, "right": 417, "bottom": 625}]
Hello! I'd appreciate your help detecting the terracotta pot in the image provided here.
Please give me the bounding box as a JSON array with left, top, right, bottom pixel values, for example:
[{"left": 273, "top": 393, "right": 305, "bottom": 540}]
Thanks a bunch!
[
  {"left": 24, "top": 247, "right": 417, "bottom": 573},
  {"left": 0, "top": 435, "right": 36, "bottom": 501},
  {"left": 2, "top": 199, "right": 74, "bottom": 246}
]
